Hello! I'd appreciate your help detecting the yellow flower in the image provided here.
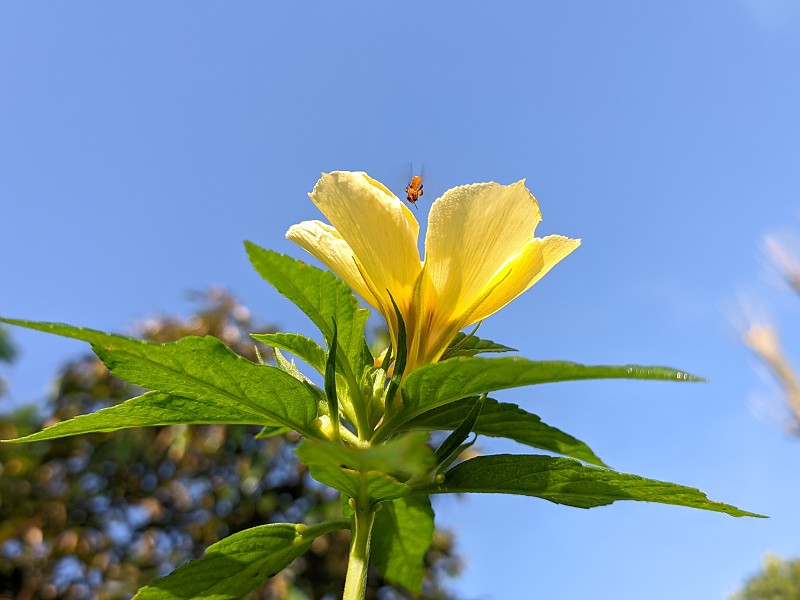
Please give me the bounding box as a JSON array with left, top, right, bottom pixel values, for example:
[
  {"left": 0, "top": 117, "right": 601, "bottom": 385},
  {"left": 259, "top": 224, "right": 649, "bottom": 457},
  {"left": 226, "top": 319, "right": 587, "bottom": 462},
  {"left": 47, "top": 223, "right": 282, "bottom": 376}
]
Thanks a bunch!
[{"left": 287, "top": 171, "right": 580, "bottom": 373}]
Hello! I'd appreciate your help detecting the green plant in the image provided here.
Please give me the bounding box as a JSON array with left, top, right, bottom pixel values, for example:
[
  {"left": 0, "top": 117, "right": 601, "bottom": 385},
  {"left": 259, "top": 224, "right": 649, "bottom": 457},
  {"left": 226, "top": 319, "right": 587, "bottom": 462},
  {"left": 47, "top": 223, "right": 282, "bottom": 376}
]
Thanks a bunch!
[
  {"left": 2, "top": 172, "right": 763, "bottom": 599},
  {"left": 0, "top": 289, "right": 459, "bottom": 599}
]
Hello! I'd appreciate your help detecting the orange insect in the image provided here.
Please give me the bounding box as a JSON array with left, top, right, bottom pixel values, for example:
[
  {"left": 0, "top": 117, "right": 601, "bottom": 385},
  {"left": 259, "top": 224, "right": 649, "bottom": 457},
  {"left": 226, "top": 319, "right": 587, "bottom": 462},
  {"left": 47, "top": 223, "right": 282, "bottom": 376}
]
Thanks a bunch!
[{"left": 405, "top": 174, "right": 424, "bottom": 209}]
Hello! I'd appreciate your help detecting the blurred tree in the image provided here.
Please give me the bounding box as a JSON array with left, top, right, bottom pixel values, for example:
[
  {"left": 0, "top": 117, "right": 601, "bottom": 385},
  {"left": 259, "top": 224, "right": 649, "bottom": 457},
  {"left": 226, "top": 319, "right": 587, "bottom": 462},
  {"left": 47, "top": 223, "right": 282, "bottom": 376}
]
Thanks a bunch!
[
  {"left": 0, "top": 289, "right": 460, "bottom": 599},
  {"left": 731, "top": 554, "right": 800, "bottom": 600}
]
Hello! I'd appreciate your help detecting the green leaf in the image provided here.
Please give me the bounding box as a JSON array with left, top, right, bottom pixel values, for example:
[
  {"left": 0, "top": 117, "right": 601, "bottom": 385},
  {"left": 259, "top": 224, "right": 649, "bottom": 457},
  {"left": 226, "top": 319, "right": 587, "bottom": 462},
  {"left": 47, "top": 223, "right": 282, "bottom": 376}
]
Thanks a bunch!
[
  {"left": 434, "top": 394, "right": 485, "bottom": 466},
  {"left": 245, "top": 243, "right": 372, "bottom": 384},
  {"left": 422, "top": 454, "right": 765, "bottom": 518},
  {"left": 388, "top": 357, "right": 704, "bottom": 432},
  {"left": 273, "top": 347, "right": 309, "bottom": 382},
  {"left": 436, "top": 439, "right": 477, "bottom": 474},
  {"left": 371, "top": 496, "right": 434, "bottom": 594},
  {"left": 324, "top": 321, "right": 341, "bottom": 441},
  {"left": 6, "top": 391, "right": 288, "bottom": 442},
  {"left": 254, "top": 425, "right": 290, "bottom": 439},
  {"left": 0, "top": 319, "right": 321, "bottom": 439},
  {"left": 295, "top": 433, "right": 436, "bottom": 503},
  {"left": 404, "top": 397, "right": 607, "bottom": 467},
  {"left": 134, "top": 520, "right": 348, "bottom": 600},
  {"left": 385, "top": 293, "right": 408, "bottom": 412},
  {"left": 251, "top": 332, "right": 327, "bottom": 375},
  {"left": 442, "top": 331, "right": 515, "bottom": 359}
]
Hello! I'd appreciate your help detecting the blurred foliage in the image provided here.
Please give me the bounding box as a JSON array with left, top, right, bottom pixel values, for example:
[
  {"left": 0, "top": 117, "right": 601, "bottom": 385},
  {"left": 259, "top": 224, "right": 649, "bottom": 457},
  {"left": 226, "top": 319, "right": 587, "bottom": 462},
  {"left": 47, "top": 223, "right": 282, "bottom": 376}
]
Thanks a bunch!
[
  {"left": 743, "top": 233, "right": 800, "bottom": 433},
  {"left": 0, "top": 289, "right": 460, "bottom": 599},
  {"left": 0, "top": 326, "right": 15, "bottom": 397},
  {"left": 731, "top": 554, "right": 800, "bottom": 600},
  {"left": 738, "top": 235, "right": 800, "bottom": 598},
  {"left": 0, "top": 327, "right": 14, "bottom": 364}
]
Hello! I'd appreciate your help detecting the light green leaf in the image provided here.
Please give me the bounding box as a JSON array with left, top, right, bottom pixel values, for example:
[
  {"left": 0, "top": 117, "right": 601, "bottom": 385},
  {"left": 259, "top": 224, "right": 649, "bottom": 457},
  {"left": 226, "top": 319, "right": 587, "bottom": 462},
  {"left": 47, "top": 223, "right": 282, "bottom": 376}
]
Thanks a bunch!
[
  {"left": 422, "top": 454, "right": 765, "bottom": 518},
  {"left": 299, "top": 455, "right": 408, "bottom": 503},
  {"left": 404, "top": 396, "right": 606, "bottom": 467},
  {"left": 0, "top": 319, "right": 321, "bottom": 439},
  {"left": 389, "top": 357, "right": 703, "bottom": 431},
  {"left": 7, "top": 391, "right": 287, "bottom": 442},
  {"left": 134, "top": 520, "right": 348, "bottom": 600},
  {"left": 254, "top": 425, "right": 290, "bottom": 439},
  {"left": 273, "top": 347, "right": 307, "bottom": 381},
  {"left": 442, "top": 331, "right": 515, "bottom": 359},
  {"left": 295, "top": 433, "right": 436, "bottom": 503},
  {"left": 245, "top": 243, "right": 372, "bottom": 384},
  {"left": 371, "top": 496, "right": 434, "bottom": 594},
  {"left": 251, "top": 332, "right": 327, "bottom": 375}
]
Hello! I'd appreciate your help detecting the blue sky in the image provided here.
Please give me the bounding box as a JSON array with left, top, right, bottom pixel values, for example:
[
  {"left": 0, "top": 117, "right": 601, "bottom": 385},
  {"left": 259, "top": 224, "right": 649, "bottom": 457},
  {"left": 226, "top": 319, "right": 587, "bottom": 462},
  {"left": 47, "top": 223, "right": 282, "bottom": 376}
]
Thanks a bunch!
[{"left": 2, "top": 2, "right": 800, "bottom": 598}]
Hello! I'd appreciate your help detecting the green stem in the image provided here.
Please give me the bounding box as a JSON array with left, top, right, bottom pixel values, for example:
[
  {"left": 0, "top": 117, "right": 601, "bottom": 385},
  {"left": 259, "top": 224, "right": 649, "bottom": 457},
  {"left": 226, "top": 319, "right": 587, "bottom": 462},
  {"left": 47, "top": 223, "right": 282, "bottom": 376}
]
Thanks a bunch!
[{"left": 343, "top": 504, "right": 377, "bottom": 600}]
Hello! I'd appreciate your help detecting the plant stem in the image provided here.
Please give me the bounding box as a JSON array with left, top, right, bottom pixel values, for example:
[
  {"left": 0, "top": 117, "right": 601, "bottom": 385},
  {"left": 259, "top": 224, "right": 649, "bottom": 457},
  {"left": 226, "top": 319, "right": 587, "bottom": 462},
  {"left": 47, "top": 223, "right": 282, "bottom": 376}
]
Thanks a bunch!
[{"left": 343, "top": 504, "right": 376, "bottom": 600}]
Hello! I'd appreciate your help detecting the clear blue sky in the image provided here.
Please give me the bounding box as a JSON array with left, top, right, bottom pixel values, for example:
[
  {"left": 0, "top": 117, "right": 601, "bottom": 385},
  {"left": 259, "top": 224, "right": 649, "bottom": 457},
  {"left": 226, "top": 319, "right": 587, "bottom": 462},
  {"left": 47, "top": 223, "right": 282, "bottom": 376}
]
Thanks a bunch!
[{"left": 2, "top": 2, "right": 800, "bottom": 598}]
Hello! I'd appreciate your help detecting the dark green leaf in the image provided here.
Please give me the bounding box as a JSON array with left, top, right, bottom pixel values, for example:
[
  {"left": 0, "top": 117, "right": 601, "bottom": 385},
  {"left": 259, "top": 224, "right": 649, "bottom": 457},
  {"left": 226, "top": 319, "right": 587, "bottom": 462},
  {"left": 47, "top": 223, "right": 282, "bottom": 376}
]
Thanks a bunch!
[
  {"left": 0, "top": 319, "right": 321, "bottom": 439},
  {"left": 389, "top": 357, "right": 704, "bottom": 431},
  {"left": 295, "top": 433, "right": 435, "bottom": 503},
  {"left": 324, "top": 322, "right": 341, "bottom": 440},
  {"left": 385, "top": 294, "right": 408, "bottom": 412},
  {"left": 251, "top": 332, "right": 326, "bottom": 375},
  {"left": 436, "top": 439, "right": 476, "bottom": 474},
  {"left": 405, "top": 397, "right": 606, "bottom": 466},
  {"left": 134, "top": 520, "right": 348, "bottom": 600},
  {"left": 434, "top": 395, "right": 485, "bottom": 465},
  {"left": 442, "top": 331, "right": 515, "bottom": 359},
  {"left": 245, "top": 243, "right": 372, "bottom": 383},
  {"left": 372, "top": 496, "right": 434, "bottom": 594},
  {"left": 422, "top": 454, "right": 765, "bottom": 518}
]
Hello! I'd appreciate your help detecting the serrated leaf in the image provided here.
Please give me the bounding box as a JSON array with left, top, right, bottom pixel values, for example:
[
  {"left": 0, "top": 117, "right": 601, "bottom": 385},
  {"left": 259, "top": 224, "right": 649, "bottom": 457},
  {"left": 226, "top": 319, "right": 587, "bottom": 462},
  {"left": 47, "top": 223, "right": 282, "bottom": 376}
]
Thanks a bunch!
[
  {"left": 245, "top": 243, "right": 372, "bottom": 385},
  {"left": 0, "top": 319, "right": 321, "bottom": 439},
  {"left": 134, "top": 520, "right": 348, "bottom": 600},
  {"left": 273, "top": 347, "right": 306, "bottom": 380},
  {"left": 404, "top": 397, "right": 606, "bottom": 467},
  {"left": 371, "top": 496, "right": 434, "bottom": 594},
  {"left": 442, "top": 331, "right": 515, "bottom": 359},
  {"left": 423, "top": 454, "right": 765, "bottom": 518},
  {"left": 389, "top": 357, "right": 704, "bottom": 431},
  {"left": 295, "top": 433, "right": 435, "bottom": 503},
  {"left": 251, "top": 332, "right": 326, "bottom": 375},
  {"left": 270, "top": 349, "right": 328, "bottom": 420},
  {"left": 7, "top": 391, "right": 287, "bottom": 442}
]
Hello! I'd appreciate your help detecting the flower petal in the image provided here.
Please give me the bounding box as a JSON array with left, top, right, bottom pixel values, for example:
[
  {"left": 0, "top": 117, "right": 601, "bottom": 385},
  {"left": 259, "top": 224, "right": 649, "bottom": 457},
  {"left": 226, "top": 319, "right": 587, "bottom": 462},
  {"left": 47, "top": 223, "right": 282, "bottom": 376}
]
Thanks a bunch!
[
  {"left": 423, "top": 180, "right": 542, "bottom": 319},
  {"left": 286, "top": 220, "right": 378, "bottom": 307},
  {"left": 466, "top": 234, "right": 581, "bottom": 324},
  {"left": 309, "top": 172, "right": 422, "bottom": 314}
]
